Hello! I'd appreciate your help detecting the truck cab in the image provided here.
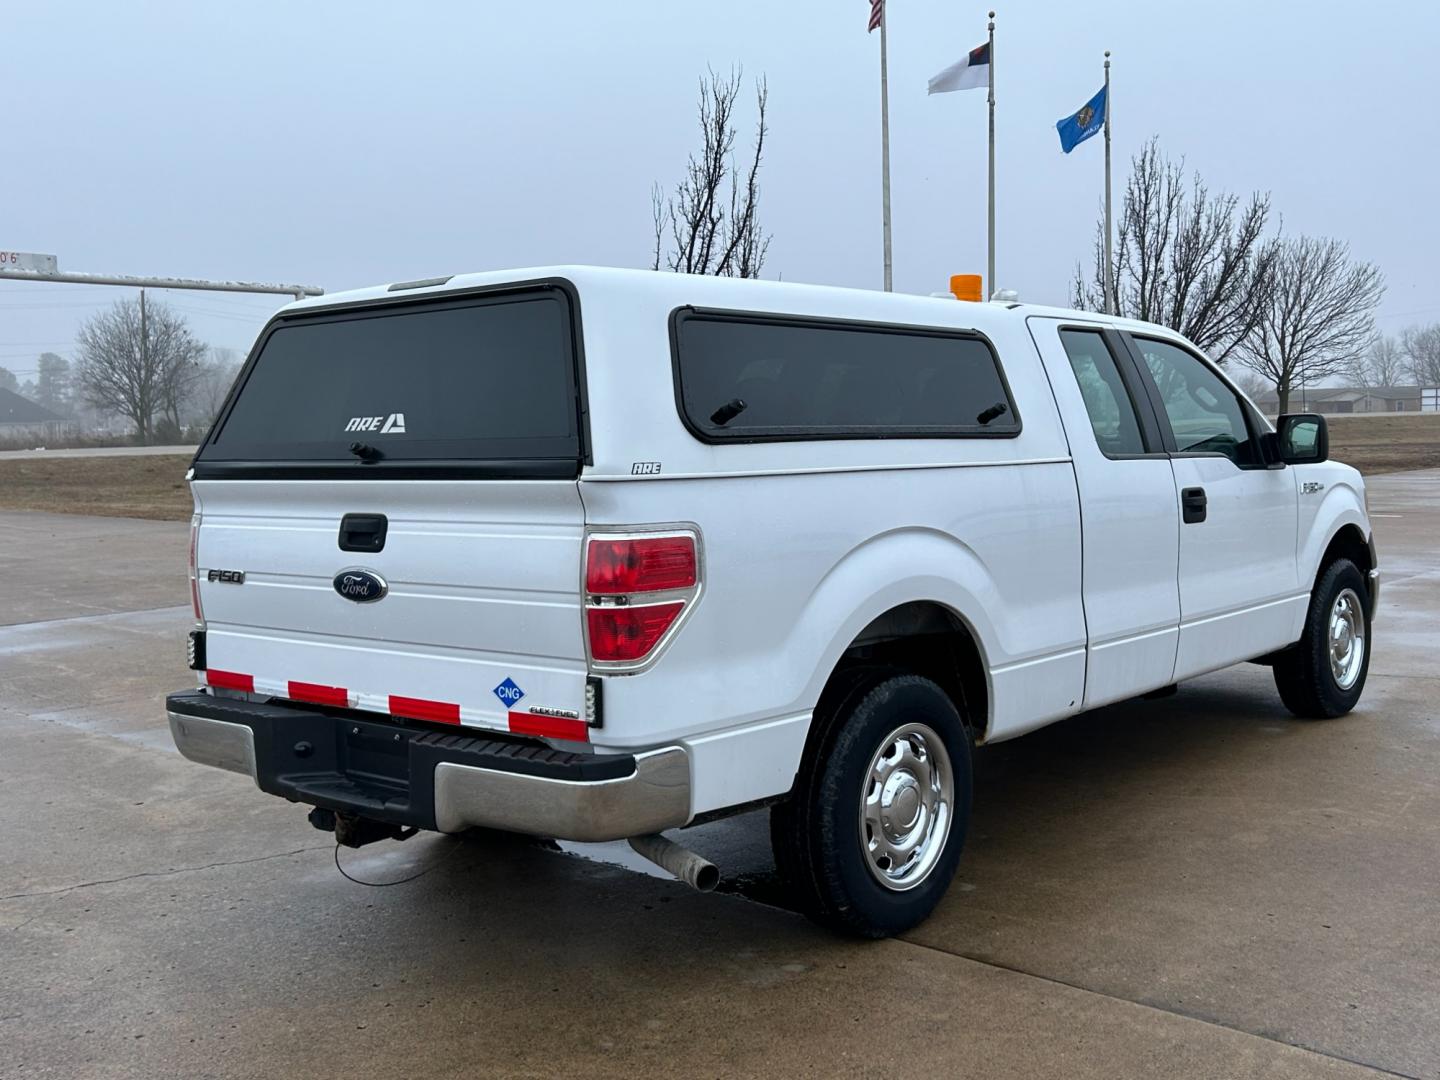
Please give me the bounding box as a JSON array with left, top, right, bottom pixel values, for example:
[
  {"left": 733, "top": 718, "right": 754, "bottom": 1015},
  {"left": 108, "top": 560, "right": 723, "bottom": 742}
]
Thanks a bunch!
[{"left": 168, "top": 267, "right": 1376, "bottom": 937}]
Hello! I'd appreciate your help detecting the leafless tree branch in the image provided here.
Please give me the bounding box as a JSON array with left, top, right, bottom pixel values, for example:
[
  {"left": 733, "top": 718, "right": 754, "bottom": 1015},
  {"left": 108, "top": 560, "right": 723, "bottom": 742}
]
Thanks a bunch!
[
  {"left": 1346, "top": 333, "right": 1405, "bottom": 390},
  {"left": 1235, "top": 236, "right": 1385, "bottom": 413},
  {"left": 1401, "top": 323, "right": 1440, "bottom": 387},
  {"left": 75, "top": 296, "right": 207, "bottom": 444},
  {"left": 651, "top": 67, "right": 770, "bottom": 278},
  {"left": 1073, "top": 137, "right": 1279, "bottom": 364}
]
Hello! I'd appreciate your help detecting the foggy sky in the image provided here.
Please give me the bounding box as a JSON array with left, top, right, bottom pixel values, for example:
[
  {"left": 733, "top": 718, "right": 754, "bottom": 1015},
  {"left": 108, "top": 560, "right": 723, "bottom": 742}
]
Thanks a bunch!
[{"left": 3, "top": 0, "right": 1437, "bottom": 380}]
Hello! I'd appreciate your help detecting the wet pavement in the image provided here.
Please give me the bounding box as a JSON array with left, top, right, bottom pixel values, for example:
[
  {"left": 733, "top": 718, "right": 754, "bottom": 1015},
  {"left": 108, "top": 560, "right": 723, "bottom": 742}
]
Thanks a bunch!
[{"left": 2, "top": 472, "right": 1437, "bottom": 1078}]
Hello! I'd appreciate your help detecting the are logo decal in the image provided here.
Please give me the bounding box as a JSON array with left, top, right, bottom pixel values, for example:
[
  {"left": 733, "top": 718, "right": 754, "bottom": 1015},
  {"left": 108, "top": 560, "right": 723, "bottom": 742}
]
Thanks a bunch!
[
  {"left": 631, "top": 461, "right": 662, "bottom": 475},
  {"left": 344, "top": 413, "right": 407, "bottom": 434},
  {"left": 493, "top": 678, "right": 526, "bottom": 706}
]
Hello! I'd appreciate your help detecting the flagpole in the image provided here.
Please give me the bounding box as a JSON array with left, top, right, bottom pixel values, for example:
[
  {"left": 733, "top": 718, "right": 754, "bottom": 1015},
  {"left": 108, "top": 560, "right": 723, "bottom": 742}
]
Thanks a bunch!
[
  {"left": 1103, "top": 50, "right": 1114, "bottom": 315},
  {"left": 987, "top": 10, "right": 996, "bottom": 300},
  {"left": 880, "top": 7, "right": 893, "bottom": 292}
]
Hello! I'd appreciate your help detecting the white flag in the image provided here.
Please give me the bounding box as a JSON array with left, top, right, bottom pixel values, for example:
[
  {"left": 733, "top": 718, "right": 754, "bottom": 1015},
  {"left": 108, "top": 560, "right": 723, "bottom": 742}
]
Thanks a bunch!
[{"left": 928, "top": 41, "right": 991, "bottom": 94}]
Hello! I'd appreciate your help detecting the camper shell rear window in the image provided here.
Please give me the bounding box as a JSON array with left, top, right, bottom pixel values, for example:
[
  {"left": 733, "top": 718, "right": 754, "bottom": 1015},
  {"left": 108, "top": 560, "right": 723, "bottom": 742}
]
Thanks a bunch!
[
  {"left": 670, "top": 309, "right": 1020, "bottom": 443},
  {"left": 193, "top": 284, "right": 585, "bottom": 479}
]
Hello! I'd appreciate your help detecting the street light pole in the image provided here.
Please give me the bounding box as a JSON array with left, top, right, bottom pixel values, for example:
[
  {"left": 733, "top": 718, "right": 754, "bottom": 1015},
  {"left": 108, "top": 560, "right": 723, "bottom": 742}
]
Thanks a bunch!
[{"left": 0, "top": 268, "right": 321, "bottom": 300}]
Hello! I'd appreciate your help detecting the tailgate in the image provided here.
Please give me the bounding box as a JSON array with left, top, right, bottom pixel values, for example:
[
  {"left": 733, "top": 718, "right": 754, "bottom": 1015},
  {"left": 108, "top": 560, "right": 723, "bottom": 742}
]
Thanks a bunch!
[
  {"left": 193, "top": 479, "right": 588, "bottom": 733},
  {"left": 186, "top": 282, "right": 591, "bottom": 737}
]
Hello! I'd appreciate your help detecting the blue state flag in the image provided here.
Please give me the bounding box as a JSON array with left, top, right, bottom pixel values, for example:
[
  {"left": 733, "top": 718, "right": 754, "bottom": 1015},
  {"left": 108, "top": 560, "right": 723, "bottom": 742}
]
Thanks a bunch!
[{"left": 1056, "top": 84, "right": 1107, "bottom": 153}]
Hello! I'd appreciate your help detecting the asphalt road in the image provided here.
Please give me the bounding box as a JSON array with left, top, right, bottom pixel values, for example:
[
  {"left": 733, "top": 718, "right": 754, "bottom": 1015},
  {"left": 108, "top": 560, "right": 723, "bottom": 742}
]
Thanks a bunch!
[{"left": 2, "top": 472, "right": 1437, "bottom": 1079}]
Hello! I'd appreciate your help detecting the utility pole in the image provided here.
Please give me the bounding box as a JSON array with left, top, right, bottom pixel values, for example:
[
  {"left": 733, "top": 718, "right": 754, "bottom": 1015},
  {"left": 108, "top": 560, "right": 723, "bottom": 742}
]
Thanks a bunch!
[{"left": 139, "top": 288, "right": 149, "bottom": 444}]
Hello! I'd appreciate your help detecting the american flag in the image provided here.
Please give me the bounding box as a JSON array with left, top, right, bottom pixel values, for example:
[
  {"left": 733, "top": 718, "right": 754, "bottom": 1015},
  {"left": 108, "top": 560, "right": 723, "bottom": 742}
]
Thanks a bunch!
[{"left": 867, "top": 0, "right": 883, "bottom": 32}]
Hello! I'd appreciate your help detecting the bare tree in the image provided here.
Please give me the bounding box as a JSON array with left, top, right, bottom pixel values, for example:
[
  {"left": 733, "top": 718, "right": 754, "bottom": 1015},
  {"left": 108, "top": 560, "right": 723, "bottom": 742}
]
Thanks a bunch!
[
  {"left": 1073, "top": 138, "right": 1279, "bottom": 363},
  {"left": 75, "top": 296, "right": 207, "bottom": 444},
  {"left": 185, "top": 347, "right": 245, "bottom": 430},
  {"left": 1236, "top": 237, "right": 1384, "bottom": 414},
  {"left": 651, "top": 67, "right": 770, "bottom": 278},
  {"left": 1347, "top": 333, "right": 1405, "bottom": 390},
  {"left": 1231, "top": 368, "right": 1273, "bottom": 402},
  {"left": 1401, "top": 323, "right": 1440, "bottom": 387}
]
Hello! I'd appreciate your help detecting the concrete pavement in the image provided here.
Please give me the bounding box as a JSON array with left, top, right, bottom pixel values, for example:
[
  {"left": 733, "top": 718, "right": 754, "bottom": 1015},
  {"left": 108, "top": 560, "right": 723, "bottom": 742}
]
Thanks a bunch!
[{"left": 1, "top": 473, "right": 1437, "bottom": 1078}]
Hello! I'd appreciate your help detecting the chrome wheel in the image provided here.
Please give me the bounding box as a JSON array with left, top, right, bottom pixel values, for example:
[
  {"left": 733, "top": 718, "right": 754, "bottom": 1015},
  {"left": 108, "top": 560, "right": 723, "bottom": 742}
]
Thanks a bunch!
[
  {"left": 1329, "top": 587, "right": 1366, "bottom": 691},
  {"left": 860, "top": 722, "right": 953, "bottom": 892}
]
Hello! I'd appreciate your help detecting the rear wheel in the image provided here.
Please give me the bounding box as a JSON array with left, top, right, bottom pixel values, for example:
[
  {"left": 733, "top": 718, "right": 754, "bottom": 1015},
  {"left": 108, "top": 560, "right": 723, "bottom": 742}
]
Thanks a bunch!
[
  {"left": 1273, "top": 558, "right": 1371, "bottom": 718},
  {"left": 770, "top": 672, "right": 972, "bottom": 938}
]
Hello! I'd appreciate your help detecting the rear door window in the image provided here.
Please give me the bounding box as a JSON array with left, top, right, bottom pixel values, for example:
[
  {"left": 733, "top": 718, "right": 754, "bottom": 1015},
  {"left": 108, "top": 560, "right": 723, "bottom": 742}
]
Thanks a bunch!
[
  {"left": 672, "top": 311, "right": 1019, "bottom": 441},
  {"left": 198, "top": 288, "right": 582, "bottom": 476}
]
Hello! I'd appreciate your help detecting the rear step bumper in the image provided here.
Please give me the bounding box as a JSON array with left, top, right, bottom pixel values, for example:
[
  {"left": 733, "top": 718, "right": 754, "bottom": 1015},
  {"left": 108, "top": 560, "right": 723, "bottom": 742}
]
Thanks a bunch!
[{"left": 165, "top": 690, "right": 691, "bottom": 843}]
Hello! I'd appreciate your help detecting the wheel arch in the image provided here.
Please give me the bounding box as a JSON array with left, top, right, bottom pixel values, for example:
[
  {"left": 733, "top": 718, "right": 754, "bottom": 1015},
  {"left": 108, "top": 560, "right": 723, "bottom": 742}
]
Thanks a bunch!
[
  {"left": 1315, "top": 522, "right": 1375, "bottom": 612},
  {"left": 793, "top": 599, "right": 991, "bottom": 787}
]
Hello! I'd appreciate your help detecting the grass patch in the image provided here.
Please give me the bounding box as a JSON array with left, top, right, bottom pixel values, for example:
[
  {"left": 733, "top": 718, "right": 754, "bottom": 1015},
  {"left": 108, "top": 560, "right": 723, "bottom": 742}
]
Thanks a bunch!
[
  {"left": 0, "top": 417, "right": 1436, "bottom": 524},
  {"left": 1325, "top": 414, "right": 1440, "bottom": 475},
  {"left": 0, "top": 455, "right": 193, "bottom": 521}
]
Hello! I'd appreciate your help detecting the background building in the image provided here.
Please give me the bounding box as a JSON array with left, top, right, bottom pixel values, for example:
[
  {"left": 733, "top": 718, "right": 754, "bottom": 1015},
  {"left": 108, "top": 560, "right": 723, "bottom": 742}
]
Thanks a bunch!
[
  {"left": 1250, "top": 385, "right": 1431, "bottom": 415},
  {"left": 0, "top": 387, "right": 75, "bottom": 443}
]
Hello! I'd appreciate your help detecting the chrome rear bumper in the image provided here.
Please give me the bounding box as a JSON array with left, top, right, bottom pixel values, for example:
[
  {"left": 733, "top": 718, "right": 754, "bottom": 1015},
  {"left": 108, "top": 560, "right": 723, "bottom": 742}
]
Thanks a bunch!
[
  {"left": 431, "top": 749, "right": 689, "bottom": 841},
  {"left": 166, "top": 692, "right": 691, "bottom": 843}
]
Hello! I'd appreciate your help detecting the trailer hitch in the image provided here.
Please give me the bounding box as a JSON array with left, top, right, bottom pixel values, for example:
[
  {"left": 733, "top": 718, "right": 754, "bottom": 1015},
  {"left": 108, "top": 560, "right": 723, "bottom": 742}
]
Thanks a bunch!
[{"left": 307, "top": 807, "right": 418, "bottom": 848}]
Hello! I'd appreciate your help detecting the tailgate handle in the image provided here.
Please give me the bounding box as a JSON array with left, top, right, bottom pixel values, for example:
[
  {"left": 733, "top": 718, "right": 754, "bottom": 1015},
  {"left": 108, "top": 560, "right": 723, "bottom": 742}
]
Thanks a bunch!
[{"left": 338, "top": 513, "right": 388, "bottom": 553}]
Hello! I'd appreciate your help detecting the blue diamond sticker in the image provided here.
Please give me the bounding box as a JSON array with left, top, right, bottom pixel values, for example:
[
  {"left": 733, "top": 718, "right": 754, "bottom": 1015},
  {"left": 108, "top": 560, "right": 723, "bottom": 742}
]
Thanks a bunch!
[{"left": 492, "top": 677, "right": 525, "bottom": 707}]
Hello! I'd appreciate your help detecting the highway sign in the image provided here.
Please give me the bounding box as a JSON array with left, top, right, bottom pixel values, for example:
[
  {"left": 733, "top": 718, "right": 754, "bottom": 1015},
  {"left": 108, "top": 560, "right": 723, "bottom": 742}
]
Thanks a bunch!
[{"left": 0, "top": 251, "right": 59, "bottom": 274}]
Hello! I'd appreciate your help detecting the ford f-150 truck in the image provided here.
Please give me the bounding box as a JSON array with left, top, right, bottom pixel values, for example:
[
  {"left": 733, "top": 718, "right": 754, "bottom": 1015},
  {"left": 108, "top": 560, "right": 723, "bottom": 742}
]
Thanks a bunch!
[{"left": 167, "top": 267, "right": 1377, "bottom": 937}]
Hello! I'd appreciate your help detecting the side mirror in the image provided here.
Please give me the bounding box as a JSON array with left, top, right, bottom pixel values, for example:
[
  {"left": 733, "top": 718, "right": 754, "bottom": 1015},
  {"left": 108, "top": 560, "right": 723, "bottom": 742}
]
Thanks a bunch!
[{"left": 1276, "top": 413, "right": 1329, "bottom": 465}]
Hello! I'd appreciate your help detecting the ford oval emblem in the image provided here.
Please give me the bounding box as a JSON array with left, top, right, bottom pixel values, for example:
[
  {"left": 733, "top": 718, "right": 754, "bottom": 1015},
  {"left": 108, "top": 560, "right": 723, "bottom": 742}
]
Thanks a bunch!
[{"left": 333, "top": 568, "right": 388, "bottom": 603}]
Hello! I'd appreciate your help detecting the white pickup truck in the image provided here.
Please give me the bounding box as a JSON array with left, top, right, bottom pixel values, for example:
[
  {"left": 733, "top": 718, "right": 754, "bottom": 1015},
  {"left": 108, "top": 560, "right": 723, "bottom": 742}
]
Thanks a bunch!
[{"left": 168, "top": 266, "right": 1377, "bottom": 937}]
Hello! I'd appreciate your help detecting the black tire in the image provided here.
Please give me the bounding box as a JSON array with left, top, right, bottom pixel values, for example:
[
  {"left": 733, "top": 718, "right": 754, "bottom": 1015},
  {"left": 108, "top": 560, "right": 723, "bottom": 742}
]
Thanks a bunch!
[
  {"left": 1273, "top": 558, "right": 1371, "bottom": 719},
  {"left": 770, "top": 671, "right": 973, "bottom": 938}
]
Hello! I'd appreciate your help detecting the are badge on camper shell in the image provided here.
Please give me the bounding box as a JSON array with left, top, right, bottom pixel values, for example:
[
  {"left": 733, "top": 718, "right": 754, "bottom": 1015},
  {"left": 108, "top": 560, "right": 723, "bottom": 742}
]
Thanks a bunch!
[{"left": 333, "top": 568, "right": 388, "bottom": 603}]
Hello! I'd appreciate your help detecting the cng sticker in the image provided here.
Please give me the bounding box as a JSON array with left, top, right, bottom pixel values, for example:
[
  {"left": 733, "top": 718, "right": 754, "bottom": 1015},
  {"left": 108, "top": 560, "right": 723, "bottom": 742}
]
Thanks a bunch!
[{"left": 492, "top": 678, "right": 526, "bottom": 707}]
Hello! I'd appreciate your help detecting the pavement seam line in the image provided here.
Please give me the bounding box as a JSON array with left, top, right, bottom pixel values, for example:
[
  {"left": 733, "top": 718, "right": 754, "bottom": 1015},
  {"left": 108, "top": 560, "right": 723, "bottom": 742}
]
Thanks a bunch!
[
  {"left": 891, "top": 936, "right": 1422, "bottom": 1080},
  {"left": 0, "top": 844, "right": 333, "bottom": 904},
  {"left": 1, "top": 604, "right": 190, "bottom": 633}
]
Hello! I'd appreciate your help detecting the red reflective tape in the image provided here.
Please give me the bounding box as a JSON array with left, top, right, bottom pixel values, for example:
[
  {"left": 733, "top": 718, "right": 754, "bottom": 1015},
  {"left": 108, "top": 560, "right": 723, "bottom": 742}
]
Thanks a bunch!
[
  {"left": 389, "top": 695, "right": 461, "bottom": 725},
  {"left": 287, "top": 680, "right": 349, "bottom": 707},
  {"left": 508, "top": 710, "right": 589, "bottom": 743},
  {"left": 206, "top": 669, "right": 254, "bottom": 693}
]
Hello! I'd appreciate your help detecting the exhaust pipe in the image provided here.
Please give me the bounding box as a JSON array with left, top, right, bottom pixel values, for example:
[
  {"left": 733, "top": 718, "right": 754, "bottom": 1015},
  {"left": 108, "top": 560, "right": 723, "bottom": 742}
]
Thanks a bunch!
[{"left": 627, "top": 833, "right": 719, "bottom": 892}]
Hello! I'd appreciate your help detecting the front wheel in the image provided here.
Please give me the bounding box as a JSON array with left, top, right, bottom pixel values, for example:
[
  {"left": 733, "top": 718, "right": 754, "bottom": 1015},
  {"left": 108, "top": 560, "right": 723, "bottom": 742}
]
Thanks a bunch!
[
  {"left": 770, "top": 673, "right": 973, "bottom": 938},
  {"left": 1273, "top": 558, "right": 1371, "bottom": 718}
]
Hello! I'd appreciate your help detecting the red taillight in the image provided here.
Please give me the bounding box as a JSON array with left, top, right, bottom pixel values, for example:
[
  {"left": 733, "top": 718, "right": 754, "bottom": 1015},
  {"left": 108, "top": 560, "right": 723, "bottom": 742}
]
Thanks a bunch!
[
  {"left": 188, "top": 514, "right": 203, "bottom": 622},
  {"left": 586, "top": 536, "right": 697, "bottom": 594},
  {"left": 583, "top": 531, "right": 700, "bottom": 668},
  {"left": 586, "top": 602, "right": 686, "bottom": 663}
]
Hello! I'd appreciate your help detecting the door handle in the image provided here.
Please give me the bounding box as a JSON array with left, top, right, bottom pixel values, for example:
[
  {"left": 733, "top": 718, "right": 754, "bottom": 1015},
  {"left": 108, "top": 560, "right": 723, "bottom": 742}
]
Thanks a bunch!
[
  {"left": 1181, "top": 487, "right": 1207, "bottom": 525},
  {"left": 338, "top": 513, "right": 388, "bottom": 553}
]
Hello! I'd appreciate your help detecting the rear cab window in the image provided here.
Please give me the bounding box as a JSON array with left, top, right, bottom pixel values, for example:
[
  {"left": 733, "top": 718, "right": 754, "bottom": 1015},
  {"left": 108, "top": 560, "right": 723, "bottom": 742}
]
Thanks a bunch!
[
  {"left": 671, "top": 310, "right": 1020, "bottom": 442},
  {"left": 1058, "top": 329, "right": 1147, "bottom": 456},
  {"left": 194, "top": 286, "right": 585, "bottom": 479}
]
